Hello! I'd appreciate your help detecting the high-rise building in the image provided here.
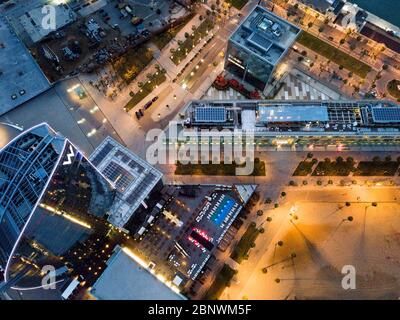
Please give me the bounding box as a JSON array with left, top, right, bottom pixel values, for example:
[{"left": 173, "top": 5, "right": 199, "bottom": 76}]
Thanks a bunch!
[
  {"left": 225, "top": 6, "right": 300, "bottom": 92},
  {"left": 0, "top": 123, "right": 116, "bottom": 292}
]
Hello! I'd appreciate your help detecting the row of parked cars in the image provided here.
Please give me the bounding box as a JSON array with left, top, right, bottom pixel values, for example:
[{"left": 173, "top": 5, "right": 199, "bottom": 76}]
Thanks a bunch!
[{"left": 135, "top": 96, "right": 158, "bottom": 120}]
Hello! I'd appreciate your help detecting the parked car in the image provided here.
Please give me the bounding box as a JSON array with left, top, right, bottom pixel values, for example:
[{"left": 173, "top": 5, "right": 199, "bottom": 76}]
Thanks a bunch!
[
  {"left": 135, "top": 111, "right": 141, "bottom": 120},
  {"left": 144, "top": 101, "right": 153, "bottom": 109},
  {"left": 152, "top": 96, "right": 159, "bottom": 102}
]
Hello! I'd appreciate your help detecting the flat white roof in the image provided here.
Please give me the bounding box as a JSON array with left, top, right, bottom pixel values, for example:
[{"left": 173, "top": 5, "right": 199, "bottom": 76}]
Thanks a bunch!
[
  {"left": 258, "top": 105, "right": 329, "bottom": 123},
  {"left": 19, "top": 5, "right": 77, "bottom": 43},
  {"left": 0, "top": 16, "right": 50, "bottom": 114},
  {"left": 91, "top": 247, "right": 185, "bottom": 300}
]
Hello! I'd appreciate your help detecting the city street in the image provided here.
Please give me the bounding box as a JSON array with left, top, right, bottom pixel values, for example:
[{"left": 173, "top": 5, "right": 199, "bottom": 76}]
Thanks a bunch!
[{"left": 78, "top": 0, "right": 260, "bottom": 158}]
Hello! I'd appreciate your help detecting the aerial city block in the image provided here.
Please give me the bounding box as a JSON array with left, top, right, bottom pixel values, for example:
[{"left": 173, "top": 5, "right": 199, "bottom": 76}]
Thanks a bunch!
[{"left": 1, "top": 0, "right": 400, "bottom": 302}]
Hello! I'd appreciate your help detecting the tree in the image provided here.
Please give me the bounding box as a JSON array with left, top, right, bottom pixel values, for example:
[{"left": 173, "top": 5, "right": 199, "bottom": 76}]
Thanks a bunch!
[
  {"left": 307, "top": 22, "right": 313, "bottom": 30},
  {"left": 281, "top": 191, "right": 286, "bottom": 197},
  {"left": 346, "top": 157, "right": 354, "bottom": 164}
]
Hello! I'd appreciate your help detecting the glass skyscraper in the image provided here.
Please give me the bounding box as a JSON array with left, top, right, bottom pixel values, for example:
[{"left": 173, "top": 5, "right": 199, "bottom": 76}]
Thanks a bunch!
[{"left": 0, "top": 123, "right": 115, "bottom": 291}]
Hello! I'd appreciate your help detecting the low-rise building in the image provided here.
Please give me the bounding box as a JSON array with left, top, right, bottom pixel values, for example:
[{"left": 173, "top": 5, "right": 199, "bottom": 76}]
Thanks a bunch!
[
  {"left": 174, "top": 99, "right": 400, "bottom": 151},
  {"left": 0, "top": 16, "right": 50, "bottom": 115}
]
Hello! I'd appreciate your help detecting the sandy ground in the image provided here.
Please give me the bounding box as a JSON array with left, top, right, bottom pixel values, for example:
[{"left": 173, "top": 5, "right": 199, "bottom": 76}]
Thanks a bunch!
[{"left": 225, "top": 187, "right": 400, "bottom": 300}]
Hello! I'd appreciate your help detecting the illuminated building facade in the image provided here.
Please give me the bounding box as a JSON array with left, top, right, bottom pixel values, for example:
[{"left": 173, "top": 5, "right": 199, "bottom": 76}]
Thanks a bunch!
[
  {"left": 0, "top": 123, "right": 115, "bottom": 291},
  {"left": 225, "top": 6, "right": 300, "bottom": 91}
]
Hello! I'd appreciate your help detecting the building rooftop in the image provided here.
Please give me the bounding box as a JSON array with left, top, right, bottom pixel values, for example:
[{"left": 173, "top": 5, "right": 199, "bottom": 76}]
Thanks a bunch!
[
  {"left": 168, "top": 186, "right": 253, "bottom": 280},
  {"left": 0, "top": 122, "right": 22, "bottom": 149},
  {"left": 302, "top": 0, "right": 332, "bottom": 13},
  {"left": 230, "top": 6, "right": 300, "bottom": 65},
  {"left": 258, "top": 104, "right": 329, "bottom": 123},
  {"left": 91, "top": 246, "right": 185, "bottom": 300},
  {"left": 183, "top": 100, "right": 400, "bottom": 136},
  {"left": 0, "top": 16, "right": 50, "bottom": 115},
  {"left": 18, "top": 4, "right": 77, "bottom": 43},
  {"left": 90, "top": 137, "right": 163, "bottom": 228}
]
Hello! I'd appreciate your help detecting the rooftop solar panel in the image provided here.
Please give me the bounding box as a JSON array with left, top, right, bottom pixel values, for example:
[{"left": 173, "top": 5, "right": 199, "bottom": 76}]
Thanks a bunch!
[
  {"left": 194, "top": 107, "right": 227, "bottom": 123},
  {"left": 91, "top": 142, "right": 114, "bottom": 166},
  {"left": 248, "top": 32, "right": 273, "bottom": 52},
  {"left": 371, "top": 107, "right": 400, "bottom": 123}
]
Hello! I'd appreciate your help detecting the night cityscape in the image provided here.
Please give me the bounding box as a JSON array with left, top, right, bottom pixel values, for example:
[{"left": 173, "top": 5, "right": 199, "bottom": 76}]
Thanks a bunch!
[{"left": 1, "top": 0, "right": 400, "bottom": 310}]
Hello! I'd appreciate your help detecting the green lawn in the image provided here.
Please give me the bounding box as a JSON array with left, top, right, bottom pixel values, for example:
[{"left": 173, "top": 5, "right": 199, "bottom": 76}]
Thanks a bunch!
[
  {"left": 230, "top": 223, "right": 260, "bottom": 264},
  {"left": 175, "top": 158, "right": 266, "bottom": 176},
  {"left": 112, "top": 46, "right": 154, "bottom": 84},
  {"left": 226, "top": 0, "right": 249, "bottom": 9},
  {"left": 124, "top": 70, "right": 166, "bottom": 111},
  {"left": 387, "top": 79, "right": 400, "bottom": 100},
  {"left": 354, "top": 161, "right": 399, "bottom": 176},
  {"left": 297, "top": 31, "right": 372, "bottom": 78},
  {"left": 204, "top": 264, "right": 236, "bottom": 300},
  {"left": 152, "top": 16, "right": 192, "bottom": 50},
  {"left": 293, "top": 159, "right": 317, "bottom": 176},
  {"left": 171, "top": 18, "right": 214, "bottom": 65},
  {"left": 312, "top": 158, "right": 355, "bottom": 176}
]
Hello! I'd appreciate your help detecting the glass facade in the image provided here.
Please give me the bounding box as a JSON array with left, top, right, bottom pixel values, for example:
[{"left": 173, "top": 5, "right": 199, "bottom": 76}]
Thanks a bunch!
[
  {"left": 0, "top": 124, "right": 116, "bottom": 290},
  {"left": 225, "top": 41, "right": 274, "bottom": 91}
]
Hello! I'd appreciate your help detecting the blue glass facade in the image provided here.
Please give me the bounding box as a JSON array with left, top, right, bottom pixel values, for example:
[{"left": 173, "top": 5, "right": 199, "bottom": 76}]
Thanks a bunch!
[
  {"left": 226, "top": 41, "right": 275, "bottom": 91},
  {"left": 0, "top": 124, "right": 116, "bottom": 290}
]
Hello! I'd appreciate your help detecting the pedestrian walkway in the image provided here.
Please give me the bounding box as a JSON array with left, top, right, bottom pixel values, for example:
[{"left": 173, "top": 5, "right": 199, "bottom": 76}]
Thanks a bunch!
[{"left": 274, "top": 69, "right": 342, "bottom": 101}]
